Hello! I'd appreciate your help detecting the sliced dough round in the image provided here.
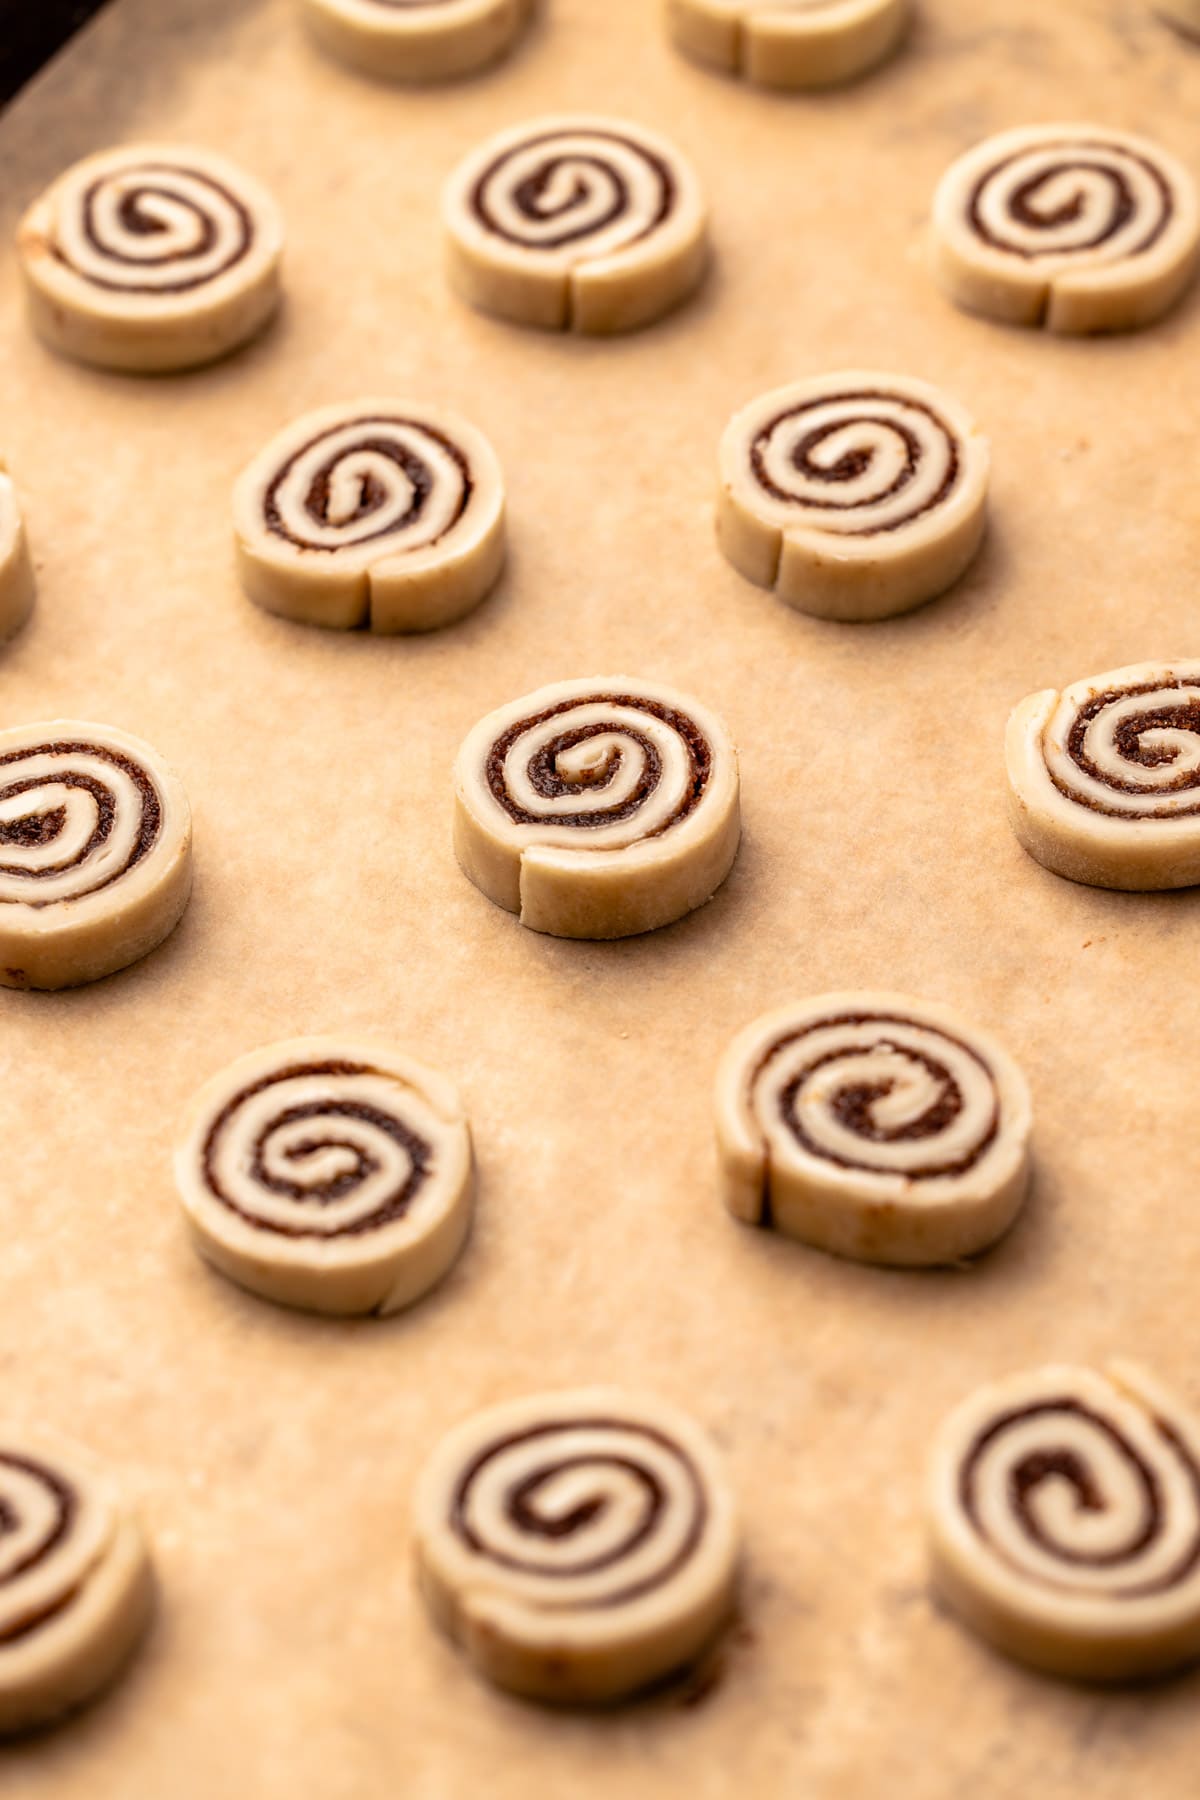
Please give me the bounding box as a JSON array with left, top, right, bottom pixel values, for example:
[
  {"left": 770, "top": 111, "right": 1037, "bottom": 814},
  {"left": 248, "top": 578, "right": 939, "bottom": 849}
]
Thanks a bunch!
[
  {"left": 0, "top": 1436, "right": 154, "bottom": 1735},
  {"left": 413, "top": 1387, "right": 740, "bottom": 1704},
  {"left": 931, "top": 124, "right": 1200, "bottom": 333},
  {"left": 443, "top": 116, "right": 709, "bottom": 333},
  {"left": 715, "top": 991, "right": 1033, "bottom": 1266},
  {"left": 0, "top": 461, "right": 34, "bottom": 643},
  {"left": 0, "top": 721, "right": 192, "bottom": 990},
  {"left": 929, "top": 1361, "right": 1200, "bottom": 1681},
  {"left": 175, "top": 1036, "right": 474, "bottom": 1316},
  {"left": 453, "top": 676, "right": 741, "bottom": 939},
  {"left": 717, "top": 370, "right": 989, "bottom": 621},
  {"left": 17, "top": 143, "right": 284, "bottom": 372},
  {"left": 666, "top": 0, "right": 908, "bottom": 90},
  {"left": 233, "top": 399, "right": 506, "bottom": 632},
  {"left": 299, "top": 0, "right": 533, "bottom": 81},
  {"left": 1006, "top": 659, "right": 1200, "bottom": 890}
]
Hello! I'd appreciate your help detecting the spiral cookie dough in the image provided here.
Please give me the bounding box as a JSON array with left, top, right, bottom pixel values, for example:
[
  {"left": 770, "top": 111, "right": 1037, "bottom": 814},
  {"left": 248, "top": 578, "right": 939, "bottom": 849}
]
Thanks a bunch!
[
  {"left": 929, "top": 1362, "right": 1200, "bottom": 1681},
  {"left": 0, "top": 462, "right": 35, "bottom": 643},
  {"left": 233, "top": 400, "right": 506, "bottom": 632},
  {"left": 413, "top": 1389, "right": 739, "bottom": 1703},
  {"left": 717, "top": 372, "right": 989, "bottom": 621},
  {"left": 453, "top": 677, "right": 741, "bottom": 939},
  {"left": 175, "top": 1037, "right": 473, "bottom": 1316},
  {"left": 666, "top": 0, "right": 907, "bottom": 90},
  {"left": 299, "top": 0, "right": 533, "bottom": 81},
  {"left": 0, "top": 1436, "right": 154, "bottom": 1734},
  {"left": 715, "top": 992, "right": 1032, "bottom": 1266},
  {"left": 931, "top": 125, "right": 1200, "bottom": 333},
  {"left": 0, "top": 722, "right": 192, "bottom": 991},
  {"left": 1006, "top": 660, "right": 1200, "bottom": 891},
  {"left": 443, "top": 117, "right": 709, "bottom": 333},
  {"left": 17, "top": 144, "right": 284, "bottom": 372}
]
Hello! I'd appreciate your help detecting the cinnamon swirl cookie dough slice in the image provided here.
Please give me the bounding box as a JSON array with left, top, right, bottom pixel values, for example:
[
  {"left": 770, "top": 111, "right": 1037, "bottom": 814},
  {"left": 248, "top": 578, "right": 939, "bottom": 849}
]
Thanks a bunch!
[
  {"left": 0, "top": 1436, "right": 154, "bottom": 1734},
  {"left": 443, "top": 117, "right": 709, "bottom": 333},
  {"left": 716, "top": 992, "right": 1032, "bottom": 1266},
  {"left": 717, "top": 371, "right": 989, "bottom": 621},
  {"left": 299, "top": 0, "right": 533, "bottom": 81},
  {"left": 667, "top": 0, "right": 907, "bottom": 90},
  {"left": 931, "top": 125, "right": 1200, "bottom": 333},
  {"left": 233, "top": 400, "right": 505, "bottom": 631},
  {"left": 929, "top": 1362, "right": 1200, "bottom": 1681},
  {"left": 0, "top": 462, "right": 35, "bottom": 642},
  {"left": 17, "top": 144, "right": 284, "bottom": 373},
  {"left": 0, "top": 722, "right": 192, "bottom": 990},
  {"left": 453, "top": 677, "right": 741, "bottom": 939},
  {"left": 175, "top": 1037, "right": 473, "bottom": 1317},
  {"left": 1007, "top": 660, "right": 1200, "bottom": 890},
  {"left": 413, "top": 1388, "right": 739, "bottom": 1704}
]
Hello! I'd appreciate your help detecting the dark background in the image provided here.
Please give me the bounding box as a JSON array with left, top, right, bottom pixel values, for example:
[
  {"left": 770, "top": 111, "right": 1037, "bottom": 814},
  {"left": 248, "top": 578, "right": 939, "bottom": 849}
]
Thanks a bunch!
[{"left": 0, "top": 1, "right": 111, "bottom": 104}]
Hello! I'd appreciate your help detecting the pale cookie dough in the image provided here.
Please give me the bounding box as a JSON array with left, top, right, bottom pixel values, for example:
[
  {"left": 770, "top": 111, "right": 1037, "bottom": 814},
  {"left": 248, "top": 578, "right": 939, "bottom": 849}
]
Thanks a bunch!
[
  {"left": 453, "top": 676, "right": 741, "bottom": 939},
  {"left": 0, "top": 1436, "right": 154, "bottom": 1735},
  {"left": 931, "top": 124, "right": 1200, "bottom": 333},
  {"left": 715, "top": 992, "right": 1032, "bottom": 1266},
  {"left": 717, "top": 371, "right": 989, "bottom": 621},
  {"left": 928, "top": 1361, "right": 1200, "bottom": 1682},
  {"left": 299, "top": 0, "right": 533, "bottom": 81},
  {"left": 233, "top": 399, "right": 506, "bottom": 632},
  {"left": 1007, "top": 660, "right": 1200, "bottom": 890},
  {"left": 413, "top": 1388, "right": 740, "bottom": 1704},
  {"left": 666, "top": 0, "right": 907, "bottom": 90},
  {"left": 0, "top": 462, "right": 35, "bottom": 643},
  {"left": 0, "top": 722, "right": 192, "bottom": 991},
  {"left": 17, "top": 144, "right": 284, "bottom": 373},
  {"left": 443, "top": 116, "right": 709, "bottom": 333},
  {"left": 174, "top": 1037, "right": 473, "bottom": 1316}
]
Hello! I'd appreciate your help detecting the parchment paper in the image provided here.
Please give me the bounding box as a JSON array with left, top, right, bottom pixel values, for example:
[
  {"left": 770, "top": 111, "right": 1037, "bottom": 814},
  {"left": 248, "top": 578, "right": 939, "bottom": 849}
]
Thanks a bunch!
[{"left": 1, "top": 1, "right": 1199, "bottom": 1793}]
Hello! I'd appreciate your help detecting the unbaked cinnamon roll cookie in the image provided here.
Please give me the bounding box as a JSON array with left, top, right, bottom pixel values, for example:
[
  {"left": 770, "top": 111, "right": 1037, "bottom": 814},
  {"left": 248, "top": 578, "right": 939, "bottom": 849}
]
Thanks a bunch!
[
  {"left": 453, "top": 677, "right": 740, "bottom": 939},
  {"left": 0, "top": 1436, "right": 153, "bottom": 1735},
  {"left": 715, "top": 993, "right": 1032, "bottom": 1266},
  {"left": 175, "top": 1037, "right": 473, "bottom": 1316},
  {"left": 1007, "top": 660, "right": 1200, "bottom": 890},
  {"left": 233, "top": 400, "right": 506, "bottom": 631},
  {"left": 0, "top": 722, "right": 192, "bottom": 991},
  {"left": 413, "top": 1388, "right": 739, "bottom": 1703},
  {"left": 443, "top": 117, "right": 709, "bottom": 333},
  {"left": 17, "top": 144, "right": 284, "bottom": 372},
  {"left": 928, "top": 1362, "right": 1200, "bottom": 1681},
  {"left": 299, "top": 0, "right": 532, "bottom": 81},
  {"left": 931, "top": 125, "right": 1200, "bottom": 333},
  {"left": 0, "top": 461, "right": 35, "bottom": 642},
  {"left": 717, "top": 371, "right": 989, "bottom": 621},
  {"left": 666, "top": 0, "right": 907, "bottom": 90}
]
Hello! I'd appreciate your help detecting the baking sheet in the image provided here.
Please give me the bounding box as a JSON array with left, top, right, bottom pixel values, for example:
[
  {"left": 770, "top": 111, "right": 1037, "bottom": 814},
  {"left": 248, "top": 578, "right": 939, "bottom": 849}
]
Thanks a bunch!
[{"left": 2, "top": 0, "right": 1200, "bottom": 1793}]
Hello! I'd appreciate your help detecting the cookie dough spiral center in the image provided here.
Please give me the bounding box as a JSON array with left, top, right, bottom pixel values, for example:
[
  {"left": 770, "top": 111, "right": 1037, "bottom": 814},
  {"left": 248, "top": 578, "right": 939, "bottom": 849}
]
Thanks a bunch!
[
  {"left": 451, "top": 1419, "right": 707, "bottom": 1607},
  {"left": 0, "top": 742, "right": 162, "bottom": 908},
  {"left": 486, "top": 695, "right": 711, "bottom": 846},
  {"left": 471, "top": 130, "right": 674, "bottom": 254},
  {"left": 59, "top": 164, "right": 254, "bottom": 294},
  {"left": 1046, "top": 680, "right": 1200, "bottom": 819},
  {"left": 754, "top": 1015, "right": 999, "bottom": 1178},
  {"left": 201, "top": 1062, "right": 434, "bottom": 1239},
  {"left": 961, "top": 1400, "right": 1200, "bottom": 1597},
  {"left": 750, "top": 392, "right": 960, "bottom": 536},
  {"left": 967, "top": 142, "right": 1172, "bottom": 261},
  {"left": 263, "top": 417, "right": 471, "bottom": 554}
]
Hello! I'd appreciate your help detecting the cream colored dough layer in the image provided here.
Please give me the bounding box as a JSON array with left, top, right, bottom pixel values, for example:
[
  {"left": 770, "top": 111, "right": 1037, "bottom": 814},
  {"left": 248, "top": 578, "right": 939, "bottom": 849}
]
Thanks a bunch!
[
  {"left": 666, "top": 0, "right": 907, "bottom": 89},
  {"left": 0, "top": 461, "right": 35, "bottom": 642},
  {"left": 299, "top": 0, "right": 533, "bottom": 81}
]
